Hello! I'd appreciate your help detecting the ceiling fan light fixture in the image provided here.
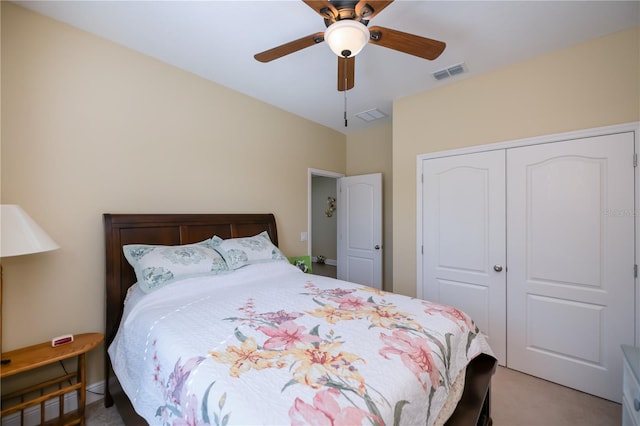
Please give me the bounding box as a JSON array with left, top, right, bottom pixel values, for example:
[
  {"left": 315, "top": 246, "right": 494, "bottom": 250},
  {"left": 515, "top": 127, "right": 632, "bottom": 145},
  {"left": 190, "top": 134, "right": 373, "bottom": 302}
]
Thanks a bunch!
[{"left": 325, "top": 20, "right": 370, "bottom": 58}]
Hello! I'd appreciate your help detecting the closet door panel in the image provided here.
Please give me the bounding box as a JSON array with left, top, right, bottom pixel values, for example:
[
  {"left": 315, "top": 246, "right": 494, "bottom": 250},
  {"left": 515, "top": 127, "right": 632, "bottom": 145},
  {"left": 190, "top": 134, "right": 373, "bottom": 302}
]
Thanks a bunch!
[
  {"left": 422, "top": 150, "right": 507, "bottom": 364},
  {"left": 506, "top": 132, "right": 635, "bottom": 403}
]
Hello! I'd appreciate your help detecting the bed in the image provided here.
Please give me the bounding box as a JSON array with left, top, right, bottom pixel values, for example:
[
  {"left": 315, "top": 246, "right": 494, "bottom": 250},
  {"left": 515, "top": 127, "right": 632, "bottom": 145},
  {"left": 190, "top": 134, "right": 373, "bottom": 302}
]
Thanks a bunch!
[{"left": 103, "top": 213, "right": 496, "bottom": 426}]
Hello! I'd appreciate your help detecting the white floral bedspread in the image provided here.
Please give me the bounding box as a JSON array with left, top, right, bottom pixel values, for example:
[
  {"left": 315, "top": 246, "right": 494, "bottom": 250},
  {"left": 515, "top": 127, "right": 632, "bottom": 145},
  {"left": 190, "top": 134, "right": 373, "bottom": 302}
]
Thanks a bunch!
[{"left": 109, "top": 261, "right": 494, "bottom": 426}]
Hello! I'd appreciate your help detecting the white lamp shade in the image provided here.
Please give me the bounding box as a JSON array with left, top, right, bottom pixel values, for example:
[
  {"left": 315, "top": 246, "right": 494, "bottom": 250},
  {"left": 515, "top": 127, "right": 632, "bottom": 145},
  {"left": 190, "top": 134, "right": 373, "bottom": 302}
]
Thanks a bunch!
[
  {"left": 0, "top": 205, "right": 59, "bottom": 257},
  {"left": 324, "top": 20, "right": 370, "bottom": 57}
]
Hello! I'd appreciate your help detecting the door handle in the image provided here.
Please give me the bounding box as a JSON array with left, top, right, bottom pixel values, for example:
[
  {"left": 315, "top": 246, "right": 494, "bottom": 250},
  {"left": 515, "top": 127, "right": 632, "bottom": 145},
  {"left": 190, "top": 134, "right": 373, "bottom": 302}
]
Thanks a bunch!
[
  {"left": 493, "top": 265, "right": 503, "bottom": 272},
  {"left": 374, "top": 245, "right": 381, "bottom": 250}
]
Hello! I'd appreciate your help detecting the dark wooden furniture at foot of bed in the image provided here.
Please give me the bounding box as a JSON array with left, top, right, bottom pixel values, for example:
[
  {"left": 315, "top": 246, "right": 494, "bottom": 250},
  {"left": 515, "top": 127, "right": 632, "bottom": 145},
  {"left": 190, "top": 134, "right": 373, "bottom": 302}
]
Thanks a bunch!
[{"left": 103, "top": 213, "right": 497, "bottom": 426}]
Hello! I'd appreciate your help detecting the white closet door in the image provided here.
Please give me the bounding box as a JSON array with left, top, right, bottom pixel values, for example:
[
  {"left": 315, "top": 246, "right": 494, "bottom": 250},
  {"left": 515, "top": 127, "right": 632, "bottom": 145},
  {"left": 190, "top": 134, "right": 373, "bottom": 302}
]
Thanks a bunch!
[
  {"left": 422, "top": 150, "right": 507, "bottom": 364},
  {"left": 506, "top": 132, "right": 635, "bottom": 402}
]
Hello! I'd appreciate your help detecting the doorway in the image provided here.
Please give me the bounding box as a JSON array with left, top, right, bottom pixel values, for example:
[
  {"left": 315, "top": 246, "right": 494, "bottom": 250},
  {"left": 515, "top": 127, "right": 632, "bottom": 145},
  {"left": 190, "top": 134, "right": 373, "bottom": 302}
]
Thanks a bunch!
[
  {"left": 308, "top": 169, "right": 343, "bottom": 277},
  {"left": 308, "top": 169, "right": 384, "bottom": 287}
]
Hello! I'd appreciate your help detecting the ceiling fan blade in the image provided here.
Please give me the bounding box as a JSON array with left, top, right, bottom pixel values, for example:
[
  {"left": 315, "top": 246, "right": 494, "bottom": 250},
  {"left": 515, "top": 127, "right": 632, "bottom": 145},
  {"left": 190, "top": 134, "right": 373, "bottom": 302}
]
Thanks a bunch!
[
  {"left": 302, "top": 1, "right": 338, "bottom": 20},
  {"left": 254, "top": 32, "right": 325, "bottom": 63},
  {"left": 355, "top": 1, "right": 393, "bottom": 20},
  {"left": 368, "top": 25, "right": 445, "bottom": 60},
  {"left": 337, "top": 56, "right": 355, "bottom": 91}
]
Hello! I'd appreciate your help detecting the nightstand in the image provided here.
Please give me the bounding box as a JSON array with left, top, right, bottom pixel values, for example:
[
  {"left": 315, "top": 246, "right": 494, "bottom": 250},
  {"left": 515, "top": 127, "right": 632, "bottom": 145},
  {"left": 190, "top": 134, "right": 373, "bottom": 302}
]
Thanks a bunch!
[
  {"left": 623, "top": 345, "right": 640, "bottom": 426},
  {"left": 0, "top": 332, "right": 103, "bottom": 426}
]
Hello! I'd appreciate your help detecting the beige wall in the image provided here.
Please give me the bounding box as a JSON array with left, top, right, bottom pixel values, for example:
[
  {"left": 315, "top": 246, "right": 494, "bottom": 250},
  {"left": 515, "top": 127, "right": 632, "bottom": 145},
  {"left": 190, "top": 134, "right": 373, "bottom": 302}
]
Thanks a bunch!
[
  {"left": 1, "top": 3, "right": 346, "bottom": 387},
  {"left": 392, "top": 27, "right": 640, "bottom": 298},
  {"left": 346, "top": 123, "right": 393, "bottom": 290}
]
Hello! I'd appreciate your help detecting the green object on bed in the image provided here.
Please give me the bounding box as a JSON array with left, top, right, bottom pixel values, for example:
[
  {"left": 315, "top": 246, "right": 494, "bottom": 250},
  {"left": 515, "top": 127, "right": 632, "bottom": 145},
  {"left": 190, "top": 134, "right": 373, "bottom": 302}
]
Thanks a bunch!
[{"left": 288, "top": 256, "right": 312, "bottom": 273}]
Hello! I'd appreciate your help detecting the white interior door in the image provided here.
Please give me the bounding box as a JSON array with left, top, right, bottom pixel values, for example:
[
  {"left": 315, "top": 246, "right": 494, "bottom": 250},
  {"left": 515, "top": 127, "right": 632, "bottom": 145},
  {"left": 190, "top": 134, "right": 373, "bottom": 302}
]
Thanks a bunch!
[
  {"left": 506, "top": 132, "right": 635, "bottom": 402},
  {"left": 422, "top": 151, "right": 507, "bottom": 364},
  {"left": 337, "top": 173, "right": 382, "bottom": 289}
]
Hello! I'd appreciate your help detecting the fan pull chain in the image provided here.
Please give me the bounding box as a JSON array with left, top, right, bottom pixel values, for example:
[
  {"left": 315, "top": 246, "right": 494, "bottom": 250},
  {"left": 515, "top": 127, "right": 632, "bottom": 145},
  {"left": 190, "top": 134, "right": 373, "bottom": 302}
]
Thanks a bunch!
[
  {"left": 343, "top": 55, "right": 348, "bottom": 127},
  {"left": 344, "top": 85, "right": 348, "bottom": 127}
]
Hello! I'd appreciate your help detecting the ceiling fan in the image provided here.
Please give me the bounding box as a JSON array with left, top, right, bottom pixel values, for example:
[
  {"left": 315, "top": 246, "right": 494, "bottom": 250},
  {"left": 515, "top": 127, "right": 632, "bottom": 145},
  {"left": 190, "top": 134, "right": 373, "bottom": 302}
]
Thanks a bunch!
[{"left": 254, "top": 0, "right": 446, "bottom": 92}]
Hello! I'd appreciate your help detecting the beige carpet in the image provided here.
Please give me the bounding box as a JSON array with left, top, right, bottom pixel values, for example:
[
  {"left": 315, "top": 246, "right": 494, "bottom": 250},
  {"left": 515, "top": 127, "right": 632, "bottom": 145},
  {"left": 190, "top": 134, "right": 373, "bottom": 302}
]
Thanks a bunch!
[
  {"left": 491, "top": 366, "right": 621, "bottom": 425},
  {"left": 86, "top": 399, "right": 126, "bottom": 426},
  {"left": 87, "top": 366, "right": 621, "bottom": 425}
]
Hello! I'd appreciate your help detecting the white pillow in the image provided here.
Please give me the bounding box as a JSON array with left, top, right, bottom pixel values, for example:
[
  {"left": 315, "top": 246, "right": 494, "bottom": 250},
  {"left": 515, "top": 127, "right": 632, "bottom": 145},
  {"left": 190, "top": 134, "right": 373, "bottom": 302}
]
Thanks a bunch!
[
  {"left": 123, "top": 240, "right": 228, "bottom": 293},
  {"left": 211, "top": 231, "right": 287, "bottom": 270}
]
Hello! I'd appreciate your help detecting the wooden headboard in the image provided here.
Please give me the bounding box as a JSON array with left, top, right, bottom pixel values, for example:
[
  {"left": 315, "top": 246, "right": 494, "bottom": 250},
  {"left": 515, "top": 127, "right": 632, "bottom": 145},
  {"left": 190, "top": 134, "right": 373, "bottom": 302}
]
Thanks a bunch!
[
  {"left": 103, "top": 213, "right": 278, "bottom": 349},
  {"left": 103, "top": 213, "right": 278, "bottom": 411}
]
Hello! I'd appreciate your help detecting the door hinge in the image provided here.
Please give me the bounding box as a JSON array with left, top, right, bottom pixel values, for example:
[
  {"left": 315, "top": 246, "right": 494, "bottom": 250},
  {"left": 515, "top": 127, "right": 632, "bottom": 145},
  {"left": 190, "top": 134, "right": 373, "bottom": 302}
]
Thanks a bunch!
[
  {"left": 421, "top": 245, "right": 424, "bottom": 255},
  {"left": 421, "top": 174, "right": 424, "bottom": 183},
  {"left": 634, "top": 153, "right": 638, "bottom": 168},
  {"left": 635, "top": 264, "right": 638, "bottom": 278}
]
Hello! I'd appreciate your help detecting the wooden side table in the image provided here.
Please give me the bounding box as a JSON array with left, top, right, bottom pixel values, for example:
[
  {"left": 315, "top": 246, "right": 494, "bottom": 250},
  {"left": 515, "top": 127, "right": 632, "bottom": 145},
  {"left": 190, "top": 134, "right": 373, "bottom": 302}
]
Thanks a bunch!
[{"left": 1, "top": 332, "right": 103, "bottom": 426}]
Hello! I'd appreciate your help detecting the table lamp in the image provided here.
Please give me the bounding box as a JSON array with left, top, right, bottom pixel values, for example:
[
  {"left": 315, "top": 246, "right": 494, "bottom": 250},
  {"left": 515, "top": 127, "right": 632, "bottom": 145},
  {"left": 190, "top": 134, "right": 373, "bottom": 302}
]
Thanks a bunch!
[{"left": 0, "top": 204, "right": 59, "bottom": 363}]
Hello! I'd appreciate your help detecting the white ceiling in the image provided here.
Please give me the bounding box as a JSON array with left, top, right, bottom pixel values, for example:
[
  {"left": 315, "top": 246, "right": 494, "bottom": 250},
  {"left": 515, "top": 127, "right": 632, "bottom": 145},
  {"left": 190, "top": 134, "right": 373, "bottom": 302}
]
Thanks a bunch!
[{"left": 16, "top": 1, "right": 640, "bottom": 134}]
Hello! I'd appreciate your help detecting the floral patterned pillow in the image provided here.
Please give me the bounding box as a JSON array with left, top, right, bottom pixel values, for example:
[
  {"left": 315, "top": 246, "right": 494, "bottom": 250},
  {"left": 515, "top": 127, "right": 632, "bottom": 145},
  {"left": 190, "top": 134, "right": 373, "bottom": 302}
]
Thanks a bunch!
[
  {"left": 211, "top": 231, "right": 287, "bottom": 270},
  {"left": 123, "top": 240, "right": 229, "bottom": 293}
]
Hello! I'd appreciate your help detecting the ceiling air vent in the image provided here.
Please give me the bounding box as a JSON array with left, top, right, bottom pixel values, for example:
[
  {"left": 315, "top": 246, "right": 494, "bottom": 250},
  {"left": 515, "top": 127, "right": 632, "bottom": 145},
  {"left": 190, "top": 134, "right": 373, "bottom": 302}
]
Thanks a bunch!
[
  {"left": 355, "top": 108, "right": 387, "bottom": 122},
  {"left": 432, "top": 63, "right": 466, "bottom": 81}
]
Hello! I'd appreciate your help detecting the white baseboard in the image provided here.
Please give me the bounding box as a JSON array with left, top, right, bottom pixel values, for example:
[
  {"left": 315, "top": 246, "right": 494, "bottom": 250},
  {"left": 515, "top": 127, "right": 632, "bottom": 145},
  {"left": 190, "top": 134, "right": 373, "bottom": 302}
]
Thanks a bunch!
[
  {"left": 1, "top": 381, "right": 104, "bottom": 426},
  {"left": 87, "top": 380, "right": 106, "bottom": 405}
]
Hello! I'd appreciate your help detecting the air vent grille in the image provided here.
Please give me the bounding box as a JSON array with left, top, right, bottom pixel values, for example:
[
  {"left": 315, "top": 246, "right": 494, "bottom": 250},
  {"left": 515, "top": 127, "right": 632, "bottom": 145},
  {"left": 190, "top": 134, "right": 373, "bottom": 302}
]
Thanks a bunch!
[
  {"left": 432, "top": 63, "right": 467, "bottom": 81},
  {"left": 355, "top": 108, "right": 387, "bottom": 122}
]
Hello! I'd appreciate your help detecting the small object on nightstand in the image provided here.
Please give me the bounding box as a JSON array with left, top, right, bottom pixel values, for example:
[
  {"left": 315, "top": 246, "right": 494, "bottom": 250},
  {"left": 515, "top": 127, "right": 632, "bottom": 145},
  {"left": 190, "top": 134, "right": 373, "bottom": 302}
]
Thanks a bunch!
[{"left": 51, "top": 334, "right": 74, "bottom": 347}]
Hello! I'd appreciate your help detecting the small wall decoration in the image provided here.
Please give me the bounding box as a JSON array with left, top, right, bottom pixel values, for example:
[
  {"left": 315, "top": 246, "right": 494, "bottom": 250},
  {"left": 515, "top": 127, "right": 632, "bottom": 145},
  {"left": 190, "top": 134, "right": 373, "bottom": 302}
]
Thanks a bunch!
[{"left": 325, "top": 196, "right": 336, "bottom": 217}]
